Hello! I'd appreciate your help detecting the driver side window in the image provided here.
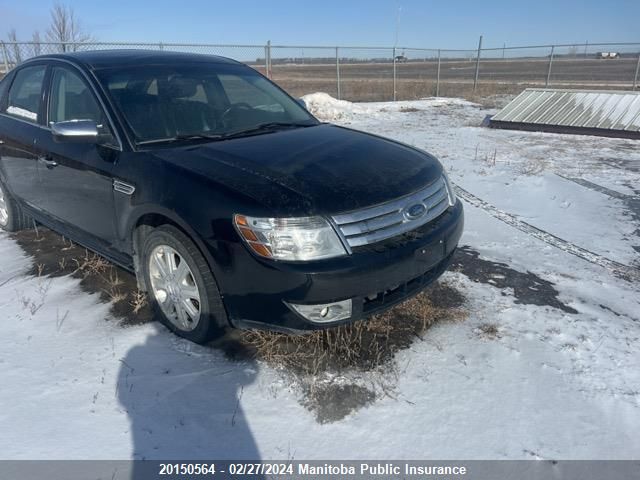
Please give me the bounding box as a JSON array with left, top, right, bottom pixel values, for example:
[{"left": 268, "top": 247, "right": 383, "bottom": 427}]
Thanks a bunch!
[
  {"left": 217, "top": 74, "right": 283, "bottom": 112},
  {"left": 49, "top": 67, "right": 107, "bottom": 127}
]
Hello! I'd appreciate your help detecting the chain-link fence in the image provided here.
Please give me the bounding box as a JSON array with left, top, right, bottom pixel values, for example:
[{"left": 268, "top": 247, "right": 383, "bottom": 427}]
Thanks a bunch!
[{"left": 2, "top": 40, "right": 639, "bottom": 102}]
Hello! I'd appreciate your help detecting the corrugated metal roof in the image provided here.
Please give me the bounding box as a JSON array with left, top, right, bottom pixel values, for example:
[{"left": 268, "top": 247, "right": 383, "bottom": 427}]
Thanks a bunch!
[{"left": 491, "top": 89, "right": 640, "bottom": 137}]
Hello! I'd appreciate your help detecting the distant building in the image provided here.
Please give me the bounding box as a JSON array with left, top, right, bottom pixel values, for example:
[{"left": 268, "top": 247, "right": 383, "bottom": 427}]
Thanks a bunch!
[{"left": 596, "top": 52, "right": 620, "bottom": 59}]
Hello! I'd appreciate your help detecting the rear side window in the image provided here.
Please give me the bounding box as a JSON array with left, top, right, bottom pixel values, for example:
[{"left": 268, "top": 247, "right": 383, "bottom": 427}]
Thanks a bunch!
[
  {"left": 0, "top": 74, "right": 11, "bottom": 103},
  {"left": 4, "top": 65, "right": 46, "bottom": 123},
  {"left": 49, "top": 67, "right": 105, "bottom": 124}
]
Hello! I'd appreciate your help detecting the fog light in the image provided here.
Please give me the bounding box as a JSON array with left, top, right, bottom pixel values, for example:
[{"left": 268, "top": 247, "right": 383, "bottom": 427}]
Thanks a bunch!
[{"left": 286, "top": 299, "right": 352, "bottom": 323}]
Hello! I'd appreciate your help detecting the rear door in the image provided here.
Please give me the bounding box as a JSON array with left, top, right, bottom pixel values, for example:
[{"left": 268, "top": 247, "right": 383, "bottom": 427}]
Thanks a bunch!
[
  {"left": 0, "top": 64, "right": 49, "bottom": 208},
  {"left": 36, "top": 64, "right": 120, "bottom": 246}
]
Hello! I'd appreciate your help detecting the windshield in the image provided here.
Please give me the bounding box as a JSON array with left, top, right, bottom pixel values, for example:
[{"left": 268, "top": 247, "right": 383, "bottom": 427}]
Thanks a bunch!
[{"left": 95, "top": 63, "right": 317, "bottom": 145}]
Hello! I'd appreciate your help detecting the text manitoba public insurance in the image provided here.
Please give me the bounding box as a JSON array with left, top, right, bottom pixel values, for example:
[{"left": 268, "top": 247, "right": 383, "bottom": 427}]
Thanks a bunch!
[{"left": 298, "top": 463, "right": 467, "bottom": 475}]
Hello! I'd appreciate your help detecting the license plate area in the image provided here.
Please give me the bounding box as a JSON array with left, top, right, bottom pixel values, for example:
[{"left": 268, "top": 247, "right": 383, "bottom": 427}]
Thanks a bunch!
[{"left": 414, "top": 238, "right": 445, "bottom": 265}]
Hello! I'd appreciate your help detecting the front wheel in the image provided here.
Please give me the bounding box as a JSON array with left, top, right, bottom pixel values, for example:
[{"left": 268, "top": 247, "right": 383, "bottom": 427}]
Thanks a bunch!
[{"left": 140, "top": 225, "right": 227, "bottom": 344}]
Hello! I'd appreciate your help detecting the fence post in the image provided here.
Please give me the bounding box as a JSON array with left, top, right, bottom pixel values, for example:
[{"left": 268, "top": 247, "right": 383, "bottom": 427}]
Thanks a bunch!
[
  {"left": 336, "top": 46, "right": 341, "bottom": 100},
  {"left": 264, "top": 43, "right": 269, "bottom": 76},
  {"left": 266, "top": 40, "right": 271, "bottom": 78},
  {"left": 1, "top": 42, "right": 9, "bottom": 74},
  {"left": 546, "top": 45, "right": 555, "bottom": 88},
  {"left": 473, "top": 35, "right": 482, "bottom": 92},
  {"left": 633, "top": 53, "right": 640, "bottom": 90},
  {"left": 159, "top": 42, "right": 164, "bottom": 51},
  {"left": 392, "top": 47, "right": 397, "bottom": 101},
  {"left": 436, "top": 49, "right": 441, "bottom": 97}
]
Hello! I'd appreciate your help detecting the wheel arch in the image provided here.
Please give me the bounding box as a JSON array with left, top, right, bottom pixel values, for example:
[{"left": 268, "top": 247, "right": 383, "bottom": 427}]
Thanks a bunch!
[{"left": 127, "top": 206, "right": 220, "bottom": 295}]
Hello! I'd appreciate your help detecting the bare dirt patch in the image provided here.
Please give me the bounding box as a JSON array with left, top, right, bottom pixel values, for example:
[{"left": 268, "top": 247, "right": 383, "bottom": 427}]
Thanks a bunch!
[
  {"left": 304, "top": 383, "right": 376, "bottom": 424},
  {"left": 400, "top": 106, "right": 422, "bottom": 113},
  {"left": 451, "top": 246, "right": 578, "bottom": 314},
  {"left": 11, "top": 226, "right": 152, "bottom": 325}
]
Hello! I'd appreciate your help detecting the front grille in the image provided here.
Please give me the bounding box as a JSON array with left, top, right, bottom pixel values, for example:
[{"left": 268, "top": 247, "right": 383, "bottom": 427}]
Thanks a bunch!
[{"left": 331, "top": 177, "right": 451, "bottom": 248}]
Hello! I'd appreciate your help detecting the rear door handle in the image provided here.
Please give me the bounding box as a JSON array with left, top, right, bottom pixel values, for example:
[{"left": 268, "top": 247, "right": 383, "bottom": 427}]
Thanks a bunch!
[{"left": 38, "top": 156, "right": 58, "bottom": 169}]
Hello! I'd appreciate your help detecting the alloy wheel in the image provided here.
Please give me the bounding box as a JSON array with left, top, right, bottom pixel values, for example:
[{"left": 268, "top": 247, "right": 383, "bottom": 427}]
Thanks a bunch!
[{"left": 148, "top": 245, "right": 201, "bottom": 331}]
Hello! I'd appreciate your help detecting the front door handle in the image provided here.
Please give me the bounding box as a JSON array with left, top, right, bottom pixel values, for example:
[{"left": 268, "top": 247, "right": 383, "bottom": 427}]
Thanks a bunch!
[{"left": 38, "top": 156, "right": 58, "bottom": 169}]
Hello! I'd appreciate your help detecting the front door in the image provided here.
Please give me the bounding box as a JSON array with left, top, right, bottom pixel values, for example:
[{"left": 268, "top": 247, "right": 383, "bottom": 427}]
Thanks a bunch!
[{"left": 36, "top": 64, "right": 120, "bottom": 247}]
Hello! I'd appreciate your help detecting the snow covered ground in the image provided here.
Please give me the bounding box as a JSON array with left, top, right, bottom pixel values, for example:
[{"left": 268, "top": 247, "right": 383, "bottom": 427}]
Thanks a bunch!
[{"left": 1, "top": 93, "right": 639, "bottom": 460}]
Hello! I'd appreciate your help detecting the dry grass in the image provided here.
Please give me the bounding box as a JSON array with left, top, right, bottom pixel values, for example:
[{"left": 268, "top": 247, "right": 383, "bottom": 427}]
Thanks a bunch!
[
  {"left": 476, "top": 322, "right": 502, "bottom": 339},
  {"left": 129, "top": 290, "right": 148, "bottom": 314},
  {"left": 237, "top": 283, "right": 466, "bottom": 375},
  {"left": 73, "top": 250, "right": 111, "bottom": 276},
  {"left": 104, "top": 286, "right": 128, "bottom": 304},
  {"left": 519, "top": 157, "right": 551, "bottom": 176},
  {"left": 276, "top": 76, "right": 536, "bottom": 104}
]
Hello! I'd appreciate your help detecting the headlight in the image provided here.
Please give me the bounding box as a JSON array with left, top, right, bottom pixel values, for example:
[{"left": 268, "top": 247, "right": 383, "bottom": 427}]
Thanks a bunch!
[
  {"left": 442, "top": 171, "right": 457, "bottom": 206},
  {"left": 234, "top": 214, "right": 347, "bottom": 261}
]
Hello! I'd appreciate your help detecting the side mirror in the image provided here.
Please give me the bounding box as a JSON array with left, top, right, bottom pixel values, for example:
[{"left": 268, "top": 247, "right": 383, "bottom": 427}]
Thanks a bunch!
[
  {"left": 296, "top": 98, "right": 308, "bottom": 110},
  {"left": 51, "top": 120, "right": 100, "bottom": 144}
]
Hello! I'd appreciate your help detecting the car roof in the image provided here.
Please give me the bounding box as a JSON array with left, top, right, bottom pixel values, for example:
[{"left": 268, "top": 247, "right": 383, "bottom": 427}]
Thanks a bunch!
[{"left": 27, "top": 49, "right": 242, "bottom": 70}]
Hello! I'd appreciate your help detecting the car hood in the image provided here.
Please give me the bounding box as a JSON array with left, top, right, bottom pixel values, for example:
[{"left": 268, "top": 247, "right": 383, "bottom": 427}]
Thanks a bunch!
[{"left": 150, "top": 124, "right": 443, "bottom": 215}]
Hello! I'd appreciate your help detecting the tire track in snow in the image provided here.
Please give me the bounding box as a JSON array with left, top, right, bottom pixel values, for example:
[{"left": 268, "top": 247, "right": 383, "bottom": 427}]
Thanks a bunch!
[
  {"left": 554, "top": 174, "right": 636, "bottom": 201},
  {"left": 453, "top": 184, "right": 640, "bottom": 282}
]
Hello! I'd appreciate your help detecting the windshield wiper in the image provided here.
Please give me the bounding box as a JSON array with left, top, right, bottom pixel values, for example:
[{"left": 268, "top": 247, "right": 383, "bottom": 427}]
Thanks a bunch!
[
  {"left": 137, "top": 122, "right": 316, "bottom": 146},
  {"left": 137, "top": 133, "right": 223, "bottom": 146},
  {"left": 220, "top": 122, "right": 316, "bottom": 140}
]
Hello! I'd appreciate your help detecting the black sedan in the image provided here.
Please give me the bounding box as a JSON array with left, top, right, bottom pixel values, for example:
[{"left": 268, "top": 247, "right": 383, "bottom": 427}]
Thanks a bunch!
[{"left": 0, "top": 50, "right": 463, "bottom": 343}]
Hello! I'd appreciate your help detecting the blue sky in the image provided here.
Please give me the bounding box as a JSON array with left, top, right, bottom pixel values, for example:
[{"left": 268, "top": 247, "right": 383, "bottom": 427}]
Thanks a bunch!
[{"left": 2, "top": 0, "right": 639, "bottom": 49}]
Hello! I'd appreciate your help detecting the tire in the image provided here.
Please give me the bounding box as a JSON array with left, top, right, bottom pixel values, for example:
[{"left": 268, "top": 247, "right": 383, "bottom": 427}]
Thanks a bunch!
[
  {"left": 0, "top": 180, "right": 31, "bottom": 232},
  {"left": 140, "top": 224, "right": 227, "bottom": 344}
]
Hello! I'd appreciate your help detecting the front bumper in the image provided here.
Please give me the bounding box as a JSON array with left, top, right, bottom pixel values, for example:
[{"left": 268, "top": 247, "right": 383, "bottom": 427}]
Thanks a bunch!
[{"left": 217, "top": 200, "right": 464, "bottom": 332}]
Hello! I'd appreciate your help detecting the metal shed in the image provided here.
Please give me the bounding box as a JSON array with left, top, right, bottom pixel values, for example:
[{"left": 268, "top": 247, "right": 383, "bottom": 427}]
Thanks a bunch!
[{"left": 489, "top": 88, "right": 640, "bottom": 139}]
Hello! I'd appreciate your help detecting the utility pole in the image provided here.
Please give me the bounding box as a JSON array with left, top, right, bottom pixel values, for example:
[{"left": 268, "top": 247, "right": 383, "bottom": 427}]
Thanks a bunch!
[
  {"left": 436, "top": 49, "right": 441, "bottom": 97},
  {"left": 473, "top": 35, "right": 483, "bottom": 92},
  {"left": 546, "top": 45, "right": 555, "bottom": 87},
  {"left": 336, "top": 46, "right": 341, "bottom": 99}
]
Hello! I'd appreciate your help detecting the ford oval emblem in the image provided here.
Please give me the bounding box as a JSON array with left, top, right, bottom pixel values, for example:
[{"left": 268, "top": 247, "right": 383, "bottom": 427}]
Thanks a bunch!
[{"left": 404, "top": 203, "right": 427, "bottom": 220}]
